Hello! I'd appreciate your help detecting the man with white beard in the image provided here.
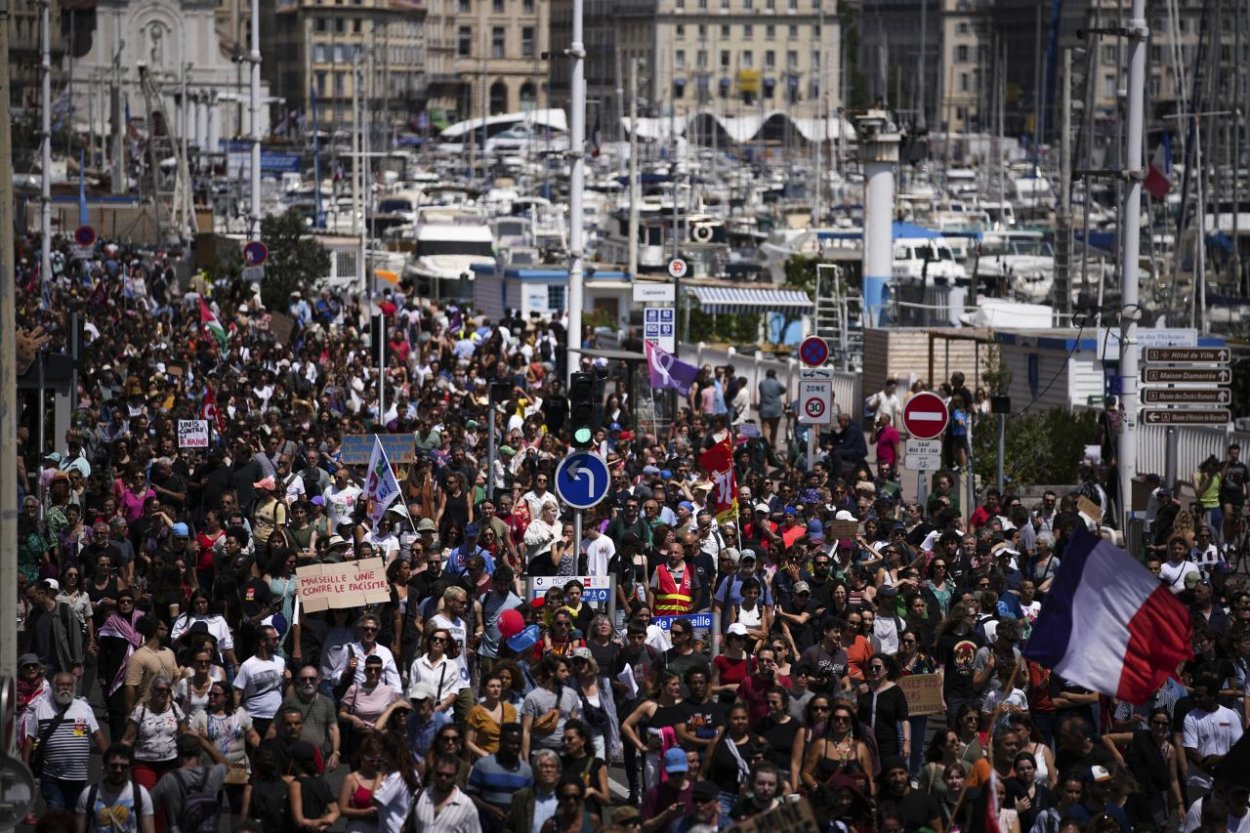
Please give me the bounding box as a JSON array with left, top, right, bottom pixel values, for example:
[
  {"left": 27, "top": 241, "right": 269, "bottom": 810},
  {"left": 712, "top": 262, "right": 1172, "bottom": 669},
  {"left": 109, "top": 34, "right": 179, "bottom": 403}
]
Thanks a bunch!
[{"left": 21, "top": 671, "right": 107, "bottom": 814}]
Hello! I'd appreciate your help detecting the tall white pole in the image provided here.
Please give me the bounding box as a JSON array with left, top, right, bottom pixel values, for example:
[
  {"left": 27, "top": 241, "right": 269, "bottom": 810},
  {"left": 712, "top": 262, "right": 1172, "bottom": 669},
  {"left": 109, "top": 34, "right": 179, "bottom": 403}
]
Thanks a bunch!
[
  {"left": 1117, "top": 0, "right": 1146, "bottom": 532},
  {"left": 353, "top": 59, "right": 365, "bottom": 293},
  {"left": 858, "top": 111, "right": 900, "bottom": 328},
  {"left": 39, "top": 0, "right": 51, "bottom": 286},
  {"left": 249, "top": 0, "right": 261, "bottom": 238},
  {"left": 0, "top": 0, "right": 21, "bottom": 688},
  {"left": 627, "top": 59, "right": 639, "bottom": 280},
  {"left": 566, "top": 0, "right": 586, "bottom": 384}
]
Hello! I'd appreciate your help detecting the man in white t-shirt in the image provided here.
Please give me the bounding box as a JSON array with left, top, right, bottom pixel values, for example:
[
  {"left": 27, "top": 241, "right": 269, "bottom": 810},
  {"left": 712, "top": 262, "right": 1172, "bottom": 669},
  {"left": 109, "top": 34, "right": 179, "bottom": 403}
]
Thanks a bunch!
[
  {"left": 1161, "top": 536, "right": 1201, "bottom": 594},
  {"left": 233, "top": 625, "right": 287, "bottom": 738},
  {"left": 322, "top": 465, "right": 363, "bottom": 532},
  {"left": 429, "top": 587, "right": 474, "bottom": 689},
  {"left": 583, "top": 526, "right": 615, "bottom": 576},
  {"left": 76, "top": 744, "right": 156, "bottom": 833},
  {"left": 1183, "top": 678, "right": 1244, "bottom": 800}
]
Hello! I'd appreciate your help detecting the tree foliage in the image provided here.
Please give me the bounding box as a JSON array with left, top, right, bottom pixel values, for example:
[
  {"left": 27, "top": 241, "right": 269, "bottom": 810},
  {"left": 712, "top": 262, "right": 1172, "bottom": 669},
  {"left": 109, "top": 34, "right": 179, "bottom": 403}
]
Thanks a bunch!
[
  {"left": 971, "top": 407, "right": 1098, "bottom": 488},
  {"left": 258, "top": 210, "right": 331, "bottom": 311}
]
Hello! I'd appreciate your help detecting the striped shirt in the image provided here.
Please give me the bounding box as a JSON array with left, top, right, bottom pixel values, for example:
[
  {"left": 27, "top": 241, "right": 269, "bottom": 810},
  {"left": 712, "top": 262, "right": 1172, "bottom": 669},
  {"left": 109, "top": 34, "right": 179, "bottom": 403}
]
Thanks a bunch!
[
  {"left": 412, "top": 786, "right": 483, "bottom": 833},
  {"left": 23, "top": 698, "right": 99, "bottom": 780},
  {"left": 467, "top": 755, "right": 533, "bottom": 809}
]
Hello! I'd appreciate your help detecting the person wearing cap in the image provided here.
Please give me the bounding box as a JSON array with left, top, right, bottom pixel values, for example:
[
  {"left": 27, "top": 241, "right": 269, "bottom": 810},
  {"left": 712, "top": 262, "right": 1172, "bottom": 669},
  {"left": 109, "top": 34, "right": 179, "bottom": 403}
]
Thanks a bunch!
[
  {"left": 713, "top": 548, "right": 773, "bottom": 636},
  {"left": 640, "top": 747, "right": 697, "bottom": 832},
  {"left": 407, "top": 682, "right": 454, "bottom": 766},
  {"left": 448, "top": 522, "right": 494, "bottom": 577},
  {"left": 669, "top": 780, "right": 722, "bottom": 833}
]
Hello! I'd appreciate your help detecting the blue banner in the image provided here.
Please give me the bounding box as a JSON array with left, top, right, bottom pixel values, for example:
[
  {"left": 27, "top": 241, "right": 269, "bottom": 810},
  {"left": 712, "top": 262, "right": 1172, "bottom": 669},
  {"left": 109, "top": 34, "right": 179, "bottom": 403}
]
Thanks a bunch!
[{"left": 653, "top": 613, "right": 713, "bottom": 631}]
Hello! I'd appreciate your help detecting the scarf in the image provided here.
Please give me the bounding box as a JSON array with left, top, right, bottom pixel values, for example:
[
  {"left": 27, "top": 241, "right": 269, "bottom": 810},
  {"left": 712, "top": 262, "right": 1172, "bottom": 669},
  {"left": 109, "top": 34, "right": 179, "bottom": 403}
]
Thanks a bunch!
[
  {"left": 98, "top": 610, "right": 143, "bottom": 695},
  {"left": 17, "top": 676, "right": 46, "bottom": 713}
]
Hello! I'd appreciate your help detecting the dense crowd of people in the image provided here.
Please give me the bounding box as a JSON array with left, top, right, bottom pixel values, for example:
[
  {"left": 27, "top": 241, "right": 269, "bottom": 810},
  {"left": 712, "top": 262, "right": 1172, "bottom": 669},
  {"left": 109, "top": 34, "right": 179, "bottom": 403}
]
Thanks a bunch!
[{"left": 12, "top": 236, "right": 1250, "bottom": 833}]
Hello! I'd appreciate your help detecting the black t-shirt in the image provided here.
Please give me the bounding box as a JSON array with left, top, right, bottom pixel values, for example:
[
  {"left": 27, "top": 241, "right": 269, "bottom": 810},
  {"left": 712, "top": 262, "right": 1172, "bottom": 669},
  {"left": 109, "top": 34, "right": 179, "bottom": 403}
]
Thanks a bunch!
[
  {"left": 758, "top": 716, "right": 802, "bottom": 771},
  {"left": 684, "top": 697, "right": 727, "bottom": 746},
  {"left": 880, "top": 788, "right": 943, "bottom": 833},
  {"left": 798, "top": 642, "right": 849, "bottom": 694},
  {"left": 1223, "top": 462, "right": 1250, "bottom": 502},
  {"left": 239, "top": 577, "right": 273, "bottom": 619},
  {"left": 935, "top": 629, "right": 985, "bottom": 701}
]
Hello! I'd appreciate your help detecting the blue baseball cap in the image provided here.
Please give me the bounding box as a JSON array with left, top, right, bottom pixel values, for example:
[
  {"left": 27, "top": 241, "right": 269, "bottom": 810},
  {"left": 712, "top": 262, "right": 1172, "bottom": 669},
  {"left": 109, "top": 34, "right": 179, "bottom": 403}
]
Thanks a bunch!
[
  {"left": 506, "top": 624, "right": 540, "bottom": 654},
  {"left": 171, "top": 523, "right": 190, "bottom": 538},
  {"left": 663, "top": 747, "right": 689, "bottom": 773},
  {"left": 678, "top": 501, "right": 694, "bottom": 511}
]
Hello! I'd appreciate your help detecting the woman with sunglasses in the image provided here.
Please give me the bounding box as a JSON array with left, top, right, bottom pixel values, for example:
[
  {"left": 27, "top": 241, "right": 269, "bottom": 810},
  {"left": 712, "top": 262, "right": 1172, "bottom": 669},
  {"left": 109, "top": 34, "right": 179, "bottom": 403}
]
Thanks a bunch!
[
  {"left": 340, "top": 656, "right": 402, "bottom": 760},
  {"left": 1099, "top": 707, "right": 1184, "bottom": 826},
  {"left": 170, "top": 589, "right": 240, "bottom": 673},
  {"left": 801, "top": 702, "right": 875, "bottom": 797},
  {"left": 424, "top": 724, "right": 473, "bottom": 786},
  {"left": 121, "top": 674, "right": 188, "bottom": 793},
  {"left": 917, "top": 730, "right": 970, "bottom": 799},
  {"left": 175, "top": 649, "right": 220, "bottom": 718},
  {"left": 408, "top": 623, "right": 466, "bottom": 707},
  {"left": 96, "top": 590, "right": 142, "bottom": 739},
  {"left": 191, "top": 679, "right": 260, "bottom": 823},
  {"left": 339, "top": 733, "right": 388, "bottom": 833},
  {"left": 700, "top": 702, "right": 766, "bottom": 818},
  {"left": 858, "top": 654, "right": 910, "bottom": 760}
]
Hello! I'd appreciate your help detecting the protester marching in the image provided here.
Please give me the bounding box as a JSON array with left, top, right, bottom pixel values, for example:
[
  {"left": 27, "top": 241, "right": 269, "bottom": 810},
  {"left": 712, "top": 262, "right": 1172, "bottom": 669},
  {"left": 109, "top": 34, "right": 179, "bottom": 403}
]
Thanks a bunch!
[{"left": 12, "top": 234, "right": 1250, "bottom": 833}]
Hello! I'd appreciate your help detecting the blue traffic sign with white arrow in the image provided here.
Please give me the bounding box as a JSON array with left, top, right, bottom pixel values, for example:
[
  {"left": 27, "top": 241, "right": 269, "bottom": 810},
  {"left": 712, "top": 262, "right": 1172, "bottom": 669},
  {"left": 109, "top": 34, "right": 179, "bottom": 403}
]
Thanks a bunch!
[{"left": 554, "top": 451, "right": 610, "bottom": 510}]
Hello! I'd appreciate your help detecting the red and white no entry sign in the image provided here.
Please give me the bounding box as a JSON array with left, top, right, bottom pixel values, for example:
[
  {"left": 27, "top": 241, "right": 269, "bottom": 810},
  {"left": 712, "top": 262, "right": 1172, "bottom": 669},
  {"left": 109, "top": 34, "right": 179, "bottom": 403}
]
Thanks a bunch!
[{"left": 902, "top": 391, "right": 950, "bottom": 440}]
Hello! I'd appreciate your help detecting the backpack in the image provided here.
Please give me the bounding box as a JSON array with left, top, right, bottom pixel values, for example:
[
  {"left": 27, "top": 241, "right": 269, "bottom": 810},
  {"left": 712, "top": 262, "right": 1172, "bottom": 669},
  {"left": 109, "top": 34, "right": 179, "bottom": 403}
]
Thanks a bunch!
[
  {"left": 248, "top": 778, "right": 290, "bottom": 832},
  {"left": 174, "top": 770, "right": 220, "bottom": 833},
  {"left": 84, "top": 775, "right": 146, "bottom": 832}
]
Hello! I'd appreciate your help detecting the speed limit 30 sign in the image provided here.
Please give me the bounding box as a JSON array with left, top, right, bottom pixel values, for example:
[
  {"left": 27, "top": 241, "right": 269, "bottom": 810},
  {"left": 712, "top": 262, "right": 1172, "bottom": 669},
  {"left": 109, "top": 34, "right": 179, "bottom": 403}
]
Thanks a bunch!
[{"left": 799, "top": 381, "right": 833, "bottom": 425}]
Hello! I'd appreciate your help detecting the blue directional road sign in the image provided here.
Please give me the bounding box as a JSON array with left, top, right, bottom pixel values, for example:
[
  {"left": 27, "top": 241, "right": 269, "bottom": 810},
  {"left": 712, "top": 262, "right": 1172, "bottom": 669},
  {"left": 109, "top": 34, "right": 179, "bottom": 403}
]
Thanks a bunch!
[{"left": 554, "top": 451, "right": 610, "bottom": 510}]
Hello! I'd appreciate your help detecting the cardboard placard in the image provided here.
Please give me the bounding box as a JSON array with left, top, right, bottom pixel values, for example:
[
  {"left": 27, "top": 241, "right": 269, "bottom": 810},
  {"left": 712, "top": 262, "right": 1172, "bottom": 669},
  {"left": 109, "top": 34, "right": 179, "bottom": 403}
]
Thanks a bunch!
[
  {"left": 829, "top": 519, "right": 859, "bottom": 540},
  {"left": 267, "top": 312, "right": 296, "bottom": 345},
  {"left": 177, "top": 419, "right": 210, "bottom": 448},
  {"left": 297, "top": 557, "right": 391, "bottom": 613},
  {"left": 897, "top": 673, "right": 943, "bottom": 716},
  {"left": 340, "top": 434, "right": 416, "bottom": 465},
  {"left": 730, "top": 796, "right": 820, "bottom": 833},
  {"left": 1077, "top": 495, "right": 1103, "bottom": 523}
]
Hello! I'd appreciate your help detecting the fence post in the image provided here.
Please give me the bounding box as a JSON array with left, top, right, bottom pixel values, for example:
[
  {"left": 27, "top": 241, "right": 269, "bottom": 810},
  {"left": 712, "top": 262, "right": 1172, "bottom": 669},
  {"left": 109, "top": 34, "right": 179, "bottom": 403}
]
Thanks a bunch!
[{"left": 753, "top": 351, "right": 763, "bottom": 407}]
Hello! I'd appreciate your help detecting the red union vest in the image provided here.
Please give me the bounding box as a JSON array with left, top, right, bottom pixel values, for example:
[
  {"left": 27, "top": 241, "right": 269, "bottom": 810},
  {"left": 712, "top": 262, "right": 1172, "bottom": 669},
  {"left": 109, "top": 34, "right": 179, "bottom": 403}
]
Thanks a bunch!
[{"left": 654, "top": 563, "right": 693, "bottom": 616}]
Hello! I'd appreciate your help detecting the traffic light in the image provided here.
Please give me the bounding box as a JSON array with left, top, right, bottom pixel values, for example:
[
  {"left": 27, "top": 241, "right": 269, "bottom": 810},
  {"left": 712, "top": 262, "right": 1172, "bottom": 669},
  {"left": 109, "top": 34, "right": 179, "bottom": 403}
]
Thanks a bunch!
[{"left": 568, "top": 372, "right": 596, "bottom": 448}]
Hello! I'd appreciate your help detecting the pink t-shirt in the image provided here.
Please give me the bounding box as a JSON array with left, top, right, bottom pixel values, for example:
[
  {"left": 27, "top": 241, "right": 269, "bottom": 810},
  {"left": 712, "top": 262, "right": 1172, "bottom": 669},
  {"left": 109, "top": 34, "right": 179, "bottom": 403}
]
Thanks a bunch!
[{"left": 876, "top": 424, "right": 901, "bottom": 466}]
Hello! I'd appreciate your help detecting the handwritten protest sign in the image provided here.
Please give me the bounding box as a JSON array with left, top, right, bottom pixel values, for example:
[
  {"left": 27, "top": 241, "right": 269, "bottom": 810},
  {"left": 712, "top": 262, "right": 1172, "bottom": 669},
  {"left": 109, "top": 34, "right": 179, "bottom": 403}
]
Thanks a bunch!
[
  {"left": 297, "top": 557, "right": 391, "bottom": 613},
  {"left": 177, "top": 420, "right": 210, "bottom": 448},
  {"left": 897, "top": 673, "right": 943, "bottom": 715},
  {"left": 829, "top": 519, "right": 859, "bottom": 540},
  {"left": 1077, "top": 496, "right": 1103, "bottom": 523},
  {"left": 730, "top": 797, "right": 820, "bottom": 833}
]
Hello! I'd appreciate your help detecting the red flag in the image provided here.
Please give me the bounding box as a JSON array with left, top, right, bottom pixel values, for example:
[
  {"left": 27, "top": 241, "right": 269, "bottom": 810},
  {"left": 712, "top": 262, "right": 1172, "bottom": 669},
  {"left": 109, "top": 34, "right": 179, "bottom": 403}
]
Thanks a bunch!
[
  {"left": 201, "top": 384, "right": 225, "bottom": 435},
  {"left": 699, "top": 437, "right": 738, "bottom": 524}
]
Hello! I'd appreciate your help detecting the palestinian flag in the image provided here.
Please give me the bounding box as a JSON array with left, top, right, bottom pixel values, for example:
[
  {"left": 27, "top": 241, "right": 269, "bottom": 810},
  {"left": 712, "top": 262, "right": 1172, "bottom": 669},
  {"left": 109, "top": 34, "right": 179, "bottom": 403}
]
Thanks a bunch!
[{"left": 199, "top": 299, "right": 229, "bottom": 355}]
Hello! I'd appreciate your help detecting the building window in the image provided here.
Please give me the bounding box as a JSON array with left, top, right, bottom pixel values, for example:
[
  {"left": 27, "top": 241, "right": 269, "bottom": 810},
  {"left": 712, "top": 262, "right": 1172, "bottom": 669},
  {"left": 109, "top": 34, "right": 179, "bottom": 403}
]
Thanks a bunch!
[
  {"left": 352, "top": 18, "right": 361, "bottom": 32},
  {"left": 743, "top": 24, "right": 752, "bottom": 38},
  {"left": 742, "top": 50, "right": 753, "bottom": 67},
  {"left": 811, "top": 50, "right": 819, "bottom": 68},
  {"left": 458, "top": 26, "right": 472, "bottom": 56},
  {"left": 787, "top": 49, "right": 797, "bottom": 68},
  {"left": 676, "top": 24, "right": 685, "bottom": 37},
  {"left": 959, "top": 72, "right": 968, "bottom": 92},
  {"left": 677, "top": 0, "right": 685, "bottom": 8},
  {"left": 698, "top": 23, "right": 707, "bottom": 37},
  {"left": 335, "top": 17, "right": 345, "bottom": 32},
  {"left": 765, "top": 24, "right": 775, "bottom": 39},
  {"left": 492, "top": 26, "right": 505, "bottom": 57},
  {"left": 720, "top": 0, "right": 728, "bottom": 9},
  {"left": 1102, "top": 44, "right": 1116, "bottom": 63},
  {"left": 523, "top": 0, "right": 533, "bottom": 10},
  {"left": 721, "top": 24, "right": 729, "bottom": 37},
  {"left": 766, "top": 0, "right": 774, "bottom": 7},
  {"left": 957, "top": 21, "right": 968, "bottom": 35},
  {"left": 1151, "top": 74, "right": 1161, "bottom": 97},
  {"left": 956, "top": 105, "right": 967, "bottom": 121},
  {"left": 547, "top": 285, "right": 565, "bottom": 310},
  {"left": 787, "top": 0, "right": 796, "bottom": 9},
  {"left": 744, "top": 0, "right": 752, "bottom": 8},
  {"left": 956, "top": 45, "right": 968, "bottom": 62},
  {"left": 720, "top": 49, "right": 730, "bottom": 68},
  {"left": 459, "top": 0, "right": 470, "bottom": 10},
  {"left": 697, "top": 49, "right": 707, "bottom": 67},
  {"left": 490, "top": 80, "right": 508, "bottom": 113},
  {"left": 1104, "top": 74, "right": 1116, "bottom": 97},
  {"left": 521, "top": 26, "right": 535, "bottom": 57},
  {"left": 493, "top": 0, "right": 503, "bottom": 10},
  {"left": 316, "top": 71, "right": 327, "bottom": 96},
  {"left": 676, "top": 49, "right": 686, "bottom": 69},
  {"left": 765, "top": 50, "right": 775, "bottom": 68},
  {"left": 315, "top": 17, "right": 327, "bottom": 31},
  {"left": 333, "top": 71, "right": 345, "bottom": 97},
  {"left": 788, "top": 24, "right": 797, "bottom": 37},
  {"left": 673, "top": 79, "right": 686, "bottom": 98},
  {"left": 314, "top": 43, "right": 330, "bottom": 62}
]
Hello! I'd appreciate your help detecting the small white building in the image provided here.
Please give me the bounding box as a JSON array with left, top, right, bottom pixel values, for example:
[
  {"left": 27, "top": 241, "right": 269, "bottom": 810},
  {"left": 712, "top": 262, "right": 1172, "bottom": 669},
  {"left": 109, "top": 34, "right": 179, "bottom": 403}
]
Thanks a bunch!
[{"left": 471, "top": 262, "right": 633, "bottom": 325}]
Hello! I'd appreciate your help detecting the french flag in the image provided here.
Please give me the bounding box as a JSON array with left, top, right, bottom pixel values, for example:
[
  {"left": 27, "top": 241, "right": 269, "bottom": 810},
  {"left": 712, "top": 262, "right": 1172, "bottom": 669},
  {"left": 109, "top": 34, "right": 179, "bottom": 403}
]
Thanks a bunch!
[
  {"left": 1024, "top": 528, "right": 1192, "bottom": 704},
  {"left": 1144, "top": 134, "right": 1172, "bottom": 200}
]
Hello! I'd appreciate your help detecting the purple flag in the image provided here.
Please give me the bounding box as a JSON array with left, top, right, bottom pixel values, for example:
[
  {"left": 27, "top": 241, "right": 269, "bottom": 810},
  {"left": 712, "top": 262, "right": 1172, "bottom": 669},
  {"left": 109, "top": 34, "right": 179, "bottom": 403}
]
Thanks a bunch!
[{"left": 646, "top": 342, "right": 699, "bottom": 396}]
